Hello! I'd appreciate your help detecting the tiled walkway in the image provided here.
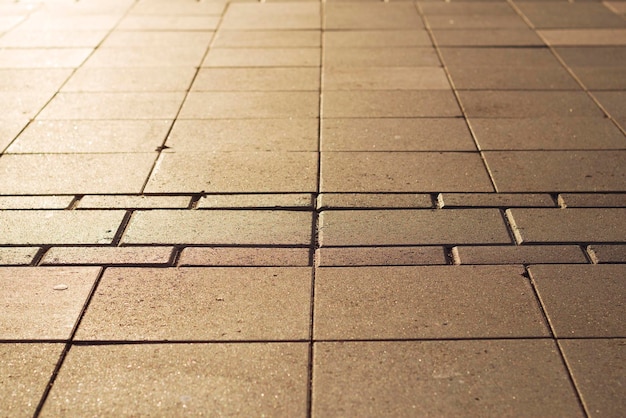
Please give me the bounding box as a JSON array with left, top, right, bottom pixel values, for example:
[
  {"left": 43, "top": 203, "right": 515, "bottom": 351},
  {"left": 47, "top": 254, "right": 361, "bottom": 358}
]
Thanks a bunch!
[{"left": 1, "top": 0, "right": 625, "bottom": 416}]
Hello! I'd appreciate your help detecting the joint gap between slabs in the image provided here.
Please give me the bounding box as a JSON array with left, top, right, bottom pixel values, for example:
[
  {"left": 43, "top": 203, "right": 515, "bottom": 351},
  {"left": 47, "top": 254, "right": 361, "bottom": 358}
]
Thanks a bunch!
[
  {"left": 171, "top": 246, "right": 185, "bottom": 267},
  {"left": 66, "top": 195, "right": 83, "bottom": 210},
  {"left": 584, "top": 245, "right": 599, "bottom": 265},
  {"left": 111, "top": 211, "right": 134, "bottom": 247},
  {"left": 503, "top": 209, "right": 523, "bottom": 245},
  {"left": 31, "top": 246, "right": 51, "bottom": 267}
]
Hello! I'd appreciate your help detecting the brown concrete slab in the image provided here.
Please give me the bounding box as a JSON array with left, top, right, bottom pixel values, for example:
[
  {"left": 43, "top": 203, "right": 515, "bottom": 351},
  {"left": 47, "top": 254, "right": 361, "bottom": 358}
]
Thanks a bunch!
[
  {"left": 313, "top": 340, "right": 583, "bottom": 417},
  {"left": 528, "top": 264, "right": 626, "bottom": 337},
  {"left": 560, "top": 193, "right": 626, "bottom": 208},
  {"left": 425, "top": 15, "right": 528, "bottom": 29},
  {"left": 555, "top": 46, "right": 626, "bottom": 67},
  {"left": 448, "top": 66, "right": 578, "bottom": 90},
  {"left": 75, "top": 267, "right": 312, "bottom": 340},
  {"left": 323, "top": 67, "right": 449, "bottom": 90},
  {"left": 221, "top": 3, "right": 320, "bottom": 30},
  {"left": 440, "top": 47, "right": 563, "bottom": 68},
  {"left": 203, "top": 48, "right": 320, "bottom": 68},
  {"left": 0, "top": 343, "right": 64, "bottom": 417},
  {"left": 42, "top": 247, "right": 174, "bottom": 266},
  {"left": 324, "top": 3, "right": 423, "bottom": 29},
  {"left": 317, "top": 193, "right": 433, "bottom": 209},
  {"left": 419, "top": 2, "right": 516, "bottom": 16},
  {"left": 192, "top": 67, "right": 319, "bottom": 91},
  {"left": 0, "top": 267, "right": 101, "bottom": 339},
  {"left": 197, "top": 194, "right": 313, "bottom": 209},
  {"left": 319, "top": 209, "right": 511, "bottom": 246},
  {"left": 62, "top": 67, "right": 196, "bottom": 92},
  {"left": 594, "top": 91, "right": 626, "bottom": 128},
  {"left": 179, "top": 247, "right": 310, "bottom": 267},
  {"left": 572, "top": 67, "right": 626, "bottom": 90},
  {"left": 212, "top": 30, "right": 320, "bottom": 47},
  {"left": 540, "top": 29, "right": 626, "bottom": 46},
  {"left": 314, "top": 266, "right": 548, "bottom": 339},
  {"left": 440, "top": 193, "right": 555, "bottom": 208},
  {"left": 432, "top": 29, "right": 544, "bottom": 47},
  {"left": 316, "top": 246, "right": 447, "bottom": 267},
  {"left": 321, "top": 152, "right": 493, "bottom": 192},
  {"left": 324, "top": 30, "right": 431, "bottom": 47},
  {"left": 589, "top": 244, "right": 626, "bottom": 263},
  {"left": 456, "top": 245, "right": 588, "bottom": 265},
  {"left": 122, "top": 210, "right": 312, "bottom": 245},
  {"left": 324, "top": 47, "right": 440, "bottom": 68},
  {"left": 516, "top": 2, "right": 626, "bottom": 29}
]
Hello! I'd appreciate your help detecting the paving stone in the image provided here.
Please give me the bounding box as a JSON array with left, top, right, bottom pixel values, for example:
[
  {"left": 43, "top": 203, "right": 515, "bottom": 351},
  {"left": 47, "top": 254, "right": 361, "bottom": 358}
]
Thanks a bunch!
[
  {"left": 62, "top": 67, "right": 196, "bottom": 92},
  {"left": 0, "top": 30, "right": 107, "bottom": 48},
  {"left": 0, "top": 48, "right": 92, "bottom": 68},
  {"left": 323, "top": 67, "right": 449, "bottom": 90},
  {"left": 0, "top": 195, "right": 72, "bottom": 209},
  {"left": 560, "top": 193, "right": 626, "bottom": 208},
  {"left": 460, "top": 91, "right": 603, "bottom": 118},
  {"left": 0, "top": 210, "right": 125, "bottom": 245},
  {"left": 0, "top": 247, "right": 39, "bottom": 265},
  {"left": 197, "top": 194, "right": 313, "bottom": 209},
  {"left": 38, "top": 92, "right": 185, "bottom": 120},
  {"left": 469, "top": 118, "right": 625, "bottom": 150},
  {"left": 432, "top": 29, "right": 544, "bottom": 47},
  {"left": 42, "top": 247, "right": 173, "bottom": 266},
  {"left": 324, "top": 47, "right": 440, "bottom": 68},
  {"left": 324, "top": 3, "right": 423, "bottom": 29},
  {"left": 589, "top": 244, "right": 626, "bottom": 263},
  {"left": 8, "top": 120, "right": 172, "bottom": 153},
  {"left": 0, "top": 343, "right": 64, "bottom": 417},
  {"left": 456, "top": 245, "right": 587, "bottom": 265},
  {"left": 319, "top": 209, "right": 511, "bottom": 246},
  {"left": 0, "top": 267, "right": 101, "bottom": 339},
  {"left": 117, "top": 16, "right": 219, "bottom": 30},
  {"left": 516, "top": 2, "right": 626, "bottom": 29},
  {"left": 419, "top": 2, "right": 516, "bottom": 15},
  {"left": 312, "top": 340, "right": 583, "bottom": 417},
  {"left": 212, "top": 30, "right": 320, "bottom": 47},
  {"left": 179, "top": 247, "right": 310, "bottom": 266},
  {"left": 17, "top": 14, "right": 120, "bottom": 31},
  {"left": 594, "top": 91, "right": 626, "bottom": 128},
  {"left": 145, "top": 152, "right": 317, "bottom": 193},
  {"left": 0, "top": 118, "right": 27, "bottom": 152},
  {"left": 528, "top": 264, "right": 626, "bottom": 337},
  {"left": 425, "top": 15, "right": 528, "bottom": 29},
  {"left": 486, "top": 151, "right": 626, "bottom": 192},
  {"left": 41, "top": 343, "right": 308, "bottom": 417},
  {"left": 129, "top": 1, "right": 226, "bottom": 15},
  {"left": 321, "top": 152, "right": 493, "bottom": 192},
  {"left": 78, "top": 195, "right": 190, "bottom": 209},
  {"left": 540, "top": 29, "right": 626, "bottom": 46},
  {"left": 447, "top": 66, "right": 578, "bottom": 90},
  {"left": 572, "top": 67, "right": 626, "bottom": 90},
  {"left": 165, "top": 119, "right": 318, "bottom": 152},
  {"left": 321, "top": 118, "right": 476, "bottom": 151},
  {"left": 509, "top": 208, "right": 626, "bottom": 244},
  {"left": 75, "top": 267, "right": 311, "bottom": 340},
  {"left": 203, "top": 48, "right": 320, "bottom": 68},
  {"left": 221, "top": 3, "right": 320, "bottom": 30},
  {"left": 123, "top": 210, "right": 312, "bottom": 245},
  {"left": 0, "top": 91, "right": 54, "bottom": 120},
  {"left": 559, "top": 339, "right": 626, "bottom": 418},
  {"left": 440, "top": 47, "right": 563, "bottom": 68},
  {"left": 192, "top": 67, "right": 320, "bottom": 91},
  {"left": 440, "top": 193, "right": 555, "bottom": 208},
  {"left": 605, "top": 1, "right": 626, "bottom": 15},
  {"left": 555, "top": 46, "right": 626, "bottom": 68},
  {"left": 322, "top": 91, "right": 461, "bottom": 118},
  {"left": 102, "top": 31, "right": 213, "bottom": 48},
  {"left": 0, "top": 154, "right": 156, "bottom": 194},
  {"left": 314, "top": 266, "right": 547, "bottom": 339},
  {"left": 323, "top": 30, "right": 431, "bottom": 47},
  {"left": 316, "top": 246, "right": 446, "bottom": 266},
  {"left": 84, "top": 46, "right": 207, "bottom": 68},
  {"left": 179, "top": 92, "right": 319, "bottom": 119},
  {"left": 317, "top": 193, "right": 433, "bottom": 209},
  {"left": 0, "top": 68, "right": 73, "bottom": 92}
]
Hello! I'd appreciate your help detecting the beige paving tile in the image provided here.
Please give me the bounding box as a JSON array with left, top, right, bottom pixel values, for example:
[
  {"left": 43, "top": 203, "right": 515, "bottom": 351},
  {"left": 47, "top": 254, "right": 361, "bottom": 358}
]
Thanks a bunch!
[
  {"left": 129, "top": 1, "right": 226, "bottom": 15},
  {"left": 560, "top": 339, "right": 626, "bottom": 418},
  {"left": 42, "top": 247, "right": 173, "bottom": 266},
  {"left": 0, "top": 68, "right": 72, "bottom": 92},
  {"left": 313, "top": 340, "right": 583, "bottom": 417},
  {"left": 62, "top": 67, "right": 196, "bottom": 92},
  {"left": 322, "top": 118, "right": 475, "bottom": 151},
  {"left": 322, "top": 91, "right": 461, "bottom": 118},
  {"left": 529, "top": 264, "right": 626, "bottom": 337},
  {"left": 440, "top": 193, "right": 555, "bottom": 208},
  {"left": 321, "top": 152, "right": 493, "bottom": 192},
  {"left": 212, "top": 30, "right": 320, "bottom": 47},
  {"left": 324, "top": 47, "right": 440, "bottom": 68},
  {"left": 0, "top": 91, "right": 54, "bottom": 120},
  {"left": 166, "top": 119, "right": 318, "bottom": 152},
  {"left": 8, "top": 120, "right": 172, "bottom": 153},
  {"left": 0, "top": 195, "right": 72, "bottom": 209},
  {"left": 560, "top": 193, "right": 626, "bottom": 208},
  {"left": 324, "top": 67, "right": 449, "bottom": 90},
  {"left": 0, "top": 118, "right": 27, "bottom": 151},
  {"left": 324, "top": 30, "right": 431, "bottom": 47},
  {"left": 41, "top": 343, "right": 308, "bottom": 417},
  {"left": 456, "top": 245, "right": 588, "bottom": 265},
  {"left": 540, "top": 29, "right": 626, "bottom": 46},
  {"left": 508, "top": 208, "right": 626, "bottom": 244},
  {"left": 425, "top": 14, "right": 528, "bottom": 29},
  {"left": 197, "top": 194, "right": 313, "bottom": 209},
  {"left": 0, "top": 247, "right": 39, "bottom": 265},
  {"left": 122, "top": 210, "right": 312, "bottom": 245},
  {"left": 324, "top": 3, "right": 423, "bottom": 29},
  {"left": 145, "top": 152, "right": 317, "bottom": 193},
  {"left": 0, "top": 154, "right": 156, "bottom": 194},
  {"left": 192, "top": 67, "right": 320, "bottom": 91},
  {"left": 179, "top": 247, "right": 310, "bottom": 266},
  {"left": 202, "top": 48, "right": 320, "bottom": 67},
  {"left": 316, "top": 246, "right": 446, "bottom": 266},
  {"left": 317, "top": 193, "right": 433, "bottom": 209},
  {"left": 221, "top": 2, "right": 320, "bottom": 30},
  {"left": 117, "top": 15, "right": 219, "bottom": 30},
  {"left": 448, "top": 66, "right": 578, "bottom": 90},
  {"left": 432, "top": 29, "right": 544, "bottom": 47},
  {"left": 319, "top": 209, "right": 511, "bottom": 246},
  {"left": 517, "top": 2, "right": 626, "bottom": 29},
  {"left": 17, "top": 14, "right": 121, "bottom": 31},
  {"left": 0, "top": 48, "right": 92, "bottom": 68},
  {"left": 589, "top": 244, "right": 626, "bottom": 263},
  {"left": 0, "top": 267, "right": 101, "bottom": 339},
  {"left": 0, "top": 343, "right": 64, "bottom": 417},
  {"left": 179, "top": 92, "right": 319, "bottom": 119},
  {"left": 102, "top": 31, "right": 213, "bottom": 48},
  {"left": 77, "top": 195, "right": 190, "bottom": 209},
  {"left": 486, "top": 151, "right": 626, "bottom": 192},
  {"left": 419, "top": 2, "right": 516, "bottom": 15},
  {"left": 470, "top": 118, "right": 625, "bottom": 150},
  {"left": 460, "top": 91, "right": 603, "bottom": 118},
  {"left": 0, "top": 30, "right": 107, "bottom": 48},
  {"left": 314, "top": 266, "right": 547, "bottom": 339},
  {"left": 76, "top": 267, "right": 311, "bottom": 340},
  {"left": 0, "top": 16, "right": 25, "bottom": 31},
  {"left": 83, "top": 46, "right": 206, "bottom": 68}
]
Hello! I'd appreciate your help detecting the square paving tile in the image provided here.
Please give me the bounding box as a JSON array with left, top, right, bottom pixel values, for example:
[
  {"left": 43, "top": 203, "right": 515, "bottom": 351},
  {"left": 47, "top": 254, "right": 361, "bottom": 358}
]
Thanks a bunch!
[
  {"left": 528, "top": 264, "right": 626, "bottom": 337},
  {"left": 42, "top": 343, "right": 308, "bottom": 416},
  {"left": 83, "top": 46, "right": 207, "bottom": 68},
  {"left": 324, "top": 47, "right": 440, "bottom": 68},
  {"left": 319, "top": 209, "right": 511, "bottom": 246},
  {"left": 324, "top": 3, "right": 423, "bottom": 29},
  {"left": 75, "top": 267, "right": 312, "bottom": 340},
  {"left": 202, "top": 48, "right": 320, "bottom": 67},
  {"left": 323, "top": 67, "right": 449, "bottom": 90},
  {"left": 0, "top": 343, "right": 64, "bottom": 417},
  {"left": 324, "top": 30, "right": 431, "bottom": 47},
  {"left": 321, "top": 152, "right": 493, "bottom": 192},
  {"left": 559, "top": 339, "right": 626, "bottom": 418},
  {"left": 145, "top": 151, "right": 317, "bottom": 193},
  {"left": 314, "top": 266, "right": 547, "bottom": 339},
  {"left": 212, "top": 30, "right": 320, "bottom": 48},
  {"left": 62, "top": 67, "right": 196, "bottom": 92},
  {"left": 485, "top": 151, "right": 626, "bottom": 192},
  {"left": 312, "top": 340, "right": 583, "bottom": 417},
  {"left": 192, "top": 67, "right": 319, "bottom": 91},
  {"left": 0, "top": 267, "right": 101, "bottom": 339},
  {"left": 221, "top": 3, "right": 320, "bottom": 30},
  {"left": 0, "top": 153, "right": 157, "bottom": 194}
]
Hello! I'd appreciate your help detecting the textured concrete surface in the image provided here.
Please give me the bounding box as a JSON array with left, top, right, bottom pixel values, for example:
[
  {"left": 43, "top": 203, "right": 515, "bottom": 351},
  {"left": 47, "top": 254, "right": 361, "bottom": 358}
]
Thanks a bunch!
[{"left": 1, "top": 0, "right": 625, "bottom": 416}]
